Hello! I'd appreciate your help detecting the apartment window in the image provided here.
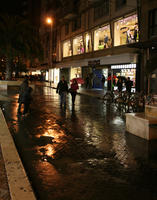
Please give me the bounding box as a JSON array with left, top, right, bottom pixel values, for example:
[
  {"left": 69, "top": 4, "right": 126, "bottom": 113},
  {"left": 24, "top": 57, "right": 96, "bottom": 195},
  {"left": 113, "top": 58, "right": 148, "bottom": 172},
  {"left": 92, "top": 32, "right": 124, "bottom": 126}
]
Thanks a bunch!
[
  {"left": 94, "top": 0, "right": 109, "bottom": 20},
  {"left": 149, "top": 9, "right": 157, "bottom": 37},
  {"left": 72, "top": 17, "right": 81, "bottom": 32},
  {"left": 65, "top": 23, "right": 69, "bottom": 35},
  {"left": 116, "top": 0, "right": 126, "bottom": 10}
]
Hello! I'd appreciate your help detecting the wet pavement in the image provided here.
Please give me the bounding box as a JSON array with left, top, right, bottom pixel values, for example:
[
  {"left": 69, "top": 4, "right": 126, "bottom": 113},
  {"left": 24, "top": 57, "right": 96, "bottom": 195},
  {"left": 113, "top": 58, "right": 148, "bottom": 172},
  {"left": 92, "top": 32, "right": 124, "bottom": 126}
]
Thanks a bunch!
[
  {"left": 1, "top": 86, "right": 157, "bottom": 200},
  {"left": 0, "top": 146, "right": 11, "bottom": 200}
]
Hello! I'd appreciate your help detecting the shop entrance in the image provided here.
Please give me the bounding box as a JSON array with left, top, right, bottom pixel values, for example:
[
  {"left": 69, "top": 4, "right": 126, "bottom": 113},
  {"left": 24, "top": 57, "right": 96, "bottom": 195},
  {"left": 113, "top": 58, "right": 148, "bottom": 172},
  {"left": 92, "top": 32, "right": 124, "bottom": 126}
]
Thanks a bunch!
[
  {"left": 111, "top": 64, "right": 136, "bottom": 92},
  {"left": 93, "top": 68, "right": 108, "bottom": 89}
]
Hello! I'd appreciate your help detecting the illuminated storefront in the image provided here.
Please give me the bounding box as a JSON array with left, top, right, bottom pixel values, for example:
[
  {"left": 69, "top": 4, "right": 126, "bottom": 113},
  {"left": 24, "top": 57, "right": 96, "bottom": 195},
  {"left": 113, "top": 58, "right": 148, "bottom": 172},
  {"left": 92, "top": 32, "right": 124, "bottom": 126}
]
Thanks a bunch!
[
  {"left": 111, "top": 64, "right": 136, "bottom": 89},
  {"left": 54, "top": 68, "right": 60, "bottom": 86},
  {"left": 114, "top": 14, "right": 139, "bottom": 46},
  {"left": 63, "top": 40, "right": 72, "bottom": 57},
  {"left": 46, "top": 71, "right": 49, "bottom": 81},
  {"left": 84, "top": 32, "right": 92, "bottom": 53},
  {"left": 46, "top": 68, "right": 60, "bottom": 87},
  {"left": 48, "top": 69, "right": 54, "bottom": 82},
  {"left": 73, "top": 35, "right": 84, "bottom": 55},
  {"left": 94, "top": 25, "right": 111, "bottom": 51},
  {"left": 70, "top": 67, "right": 82, "bottom": 79}
]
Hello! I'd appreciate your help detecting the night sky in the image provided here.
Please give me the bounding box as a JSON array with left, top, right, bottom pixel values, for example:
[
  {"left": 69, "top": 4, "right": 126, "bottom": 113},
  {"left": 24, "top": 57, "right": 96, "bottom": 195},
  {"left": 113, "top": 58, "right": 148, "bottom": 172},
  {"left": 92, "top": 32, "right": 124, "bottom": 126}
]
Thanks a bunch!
[
  {"left": 0, "top": 0, "right": 22, "bottom": 14},
  {"left": 0, "top": 0, "right": 41, "bottom": 26}
]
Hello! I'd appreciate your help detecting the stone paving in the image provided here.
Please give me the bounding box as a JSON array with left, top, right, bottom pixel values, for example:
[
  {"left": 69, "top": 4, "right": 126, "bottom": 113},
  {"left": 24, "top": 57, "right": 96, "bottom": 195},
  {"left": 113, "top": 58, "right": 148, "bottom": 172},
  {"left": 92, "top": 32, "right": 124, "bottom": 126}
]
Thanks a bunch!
[
  {"left": 0, "top": 146, "right": 11, "bottom": 200},
  {"left": 1, "top": 85, "right": 157, "bottom": 200}
]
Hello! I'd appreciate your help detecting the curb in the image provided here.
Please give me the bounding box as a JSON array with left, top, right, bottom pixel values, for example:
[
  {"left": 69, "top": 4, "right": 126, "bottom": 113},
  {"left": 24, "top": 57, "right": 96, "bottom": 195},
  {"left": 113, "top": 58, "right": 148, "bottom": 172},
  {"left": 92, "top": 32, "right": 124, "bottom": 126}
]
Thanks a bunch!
[{"left": 0, "top": 109, "right": 36, "bottom": 200}]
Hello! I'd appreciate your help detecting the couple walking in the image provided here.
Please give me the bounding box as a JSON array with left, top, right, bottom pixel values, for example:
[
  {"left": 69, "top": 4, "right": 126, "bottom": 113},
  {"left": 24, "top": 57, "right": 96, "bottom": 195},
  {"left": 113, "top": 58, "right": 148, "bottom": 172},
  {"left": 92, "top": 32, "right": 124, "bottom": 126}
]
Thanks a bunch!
[{"left": 56, "top": 76, "right": 79, "bottom": 108}]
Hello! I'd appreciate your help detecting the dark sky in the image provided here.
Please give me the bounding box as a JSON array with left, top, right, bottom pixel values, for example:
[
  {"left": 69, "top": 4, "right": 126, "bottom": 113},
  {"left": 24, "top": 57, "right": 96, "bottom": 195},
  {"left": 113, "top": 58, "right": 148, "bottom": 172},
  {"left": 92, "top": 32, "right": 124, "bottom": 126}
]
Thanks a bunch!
[
  {"left": 0, "top": 0, "right": 41, "bottom": 26},
  {"left": 0, "top": 0, "right": 22, "bottom": 14}
]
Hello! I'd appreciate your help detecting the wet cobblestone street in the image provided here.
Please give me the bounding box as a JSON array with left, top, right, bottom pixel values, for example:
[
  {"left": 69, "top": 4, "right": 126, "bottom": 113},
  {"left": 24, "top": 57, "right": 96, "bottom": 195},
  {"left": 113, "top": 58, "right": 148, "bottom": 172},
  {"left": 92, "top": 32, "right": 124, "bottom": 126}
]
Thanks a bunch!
[{"left": 1, "top": 86, "right": 157, "bottom": 200}]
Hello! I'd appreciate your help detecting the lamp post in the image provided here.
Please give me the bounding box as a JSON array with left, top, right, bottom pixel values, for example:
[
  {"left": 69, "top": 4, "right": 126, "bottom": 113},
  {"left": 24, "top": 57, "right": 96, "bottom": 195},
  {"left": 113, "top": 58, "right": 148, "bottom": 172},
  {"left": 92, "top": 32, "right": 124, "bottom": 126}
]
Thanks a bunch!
[{"left": 46, "top": 17, "right": 53, "bottom": 86}]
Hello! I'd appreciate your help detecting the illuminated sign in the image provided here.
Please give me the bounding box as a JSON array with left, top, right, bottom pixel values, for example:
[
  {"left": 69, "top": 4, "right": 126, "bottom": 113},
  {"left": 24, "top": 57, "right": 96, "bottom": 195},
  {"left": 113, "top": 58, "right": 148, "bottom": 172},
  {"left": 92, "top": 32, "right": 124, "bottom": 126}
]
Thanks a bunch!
[{"left": 111, "top": 64, "right": 136, "bottom": 69}]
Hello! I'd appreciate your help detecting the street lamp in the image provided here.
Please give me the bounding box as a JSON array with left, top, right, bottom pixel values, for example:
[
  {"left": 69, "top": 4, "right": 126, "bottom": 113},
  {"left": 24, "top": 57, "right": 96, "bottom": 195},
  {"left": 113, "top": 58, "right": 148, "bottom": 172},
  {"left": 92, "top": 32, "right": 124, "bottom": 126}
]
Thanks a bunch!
[
  {"left": 46, "top": 17, "right": 53, "bottom": 86},
  {"left": 46, "top": 17, "right": 53, "bottom": 68},
  {"left": 46, "top": 17, "right": 52, "bottom": 25}
]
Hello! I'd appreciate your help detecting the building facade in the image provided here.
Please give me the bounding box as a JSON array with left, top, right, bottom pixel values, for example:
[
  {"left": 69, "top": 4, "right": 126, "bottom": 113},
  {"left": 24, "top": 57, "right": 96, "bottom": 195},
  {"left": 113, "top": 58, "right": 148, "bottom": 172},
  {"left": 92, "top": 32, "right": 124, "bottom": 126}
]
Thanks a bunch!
[{"left": 40, "top": 0, "right": 157, "bottom": 91}]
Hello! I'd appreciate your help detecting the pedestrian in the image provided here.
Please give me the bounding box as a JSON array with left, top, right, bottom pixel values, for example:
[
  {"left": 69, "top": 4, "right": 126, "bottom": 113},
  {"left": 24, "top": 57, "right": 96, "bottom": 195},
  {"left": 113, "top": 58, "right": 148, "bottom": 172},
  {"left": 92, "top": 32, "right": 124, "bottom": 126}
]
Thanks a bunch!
[
  {"left": 56, "top": 76, "right": 69, "bottom": 108},
  {"left": 69, "top": 79, "right": 79, "bottom": 107},
  {"left": 125, "top": 77, "right": 133, "bottom": 93},
  {"left": 85, "top": 75, "right": 89, "bottom": 88},
  {"left": 101, "top": 75, "right": 105, "bottom": 89},
  {"left": 107, "top": 74, "right": 111, "bottom": 91},
  {"left": 117, "top": 78, "right": 123, "bottom": 92},
  {"left": 22, "top": 87, "right": 33, "bottom": 116},
  {"left": 17, "top": 78, "right": 29, "bottom": 114}
]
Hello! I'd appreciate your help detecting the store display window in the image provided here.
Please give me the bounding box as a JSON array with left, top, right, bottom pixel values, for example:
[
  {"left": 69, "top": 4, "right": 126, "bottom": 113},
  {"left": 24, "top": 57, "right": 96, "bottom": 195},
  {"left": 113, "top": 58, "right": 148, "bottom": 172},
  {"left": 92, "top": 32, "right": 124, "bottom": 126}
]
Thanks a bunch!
[
  {"left": 111, "top": 64, "right": 136, "bottom": 87},
  {"left": 94, "top": 25, "right": 111, "bottom": 51},
  {"left": 73, "top": 35, "right": 84, "bottom": 55},
  {"left": 114, "top": 14, "right": 139, "bottom": 46},
  {"left": 63, "top": 40, "right": 72, "bottom": 57},
  {"left": 84, "top": 33, "right": 92, "bottom": 53},
  {"left": 71, "top": 67, "right": 82, "bottom": 79}
]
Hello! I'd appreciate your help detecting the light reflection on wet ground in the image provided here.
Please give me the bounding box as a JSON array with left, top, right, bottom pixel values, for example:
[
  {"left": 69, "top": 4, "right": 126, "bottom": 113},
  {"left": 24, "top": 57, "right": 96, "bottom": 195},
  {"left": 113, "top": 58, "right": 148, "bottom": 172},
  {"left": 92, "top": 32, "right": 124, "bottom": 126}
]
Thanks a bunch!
[{"left": 1, "top": 86, "right": 157, "bottom": 200}]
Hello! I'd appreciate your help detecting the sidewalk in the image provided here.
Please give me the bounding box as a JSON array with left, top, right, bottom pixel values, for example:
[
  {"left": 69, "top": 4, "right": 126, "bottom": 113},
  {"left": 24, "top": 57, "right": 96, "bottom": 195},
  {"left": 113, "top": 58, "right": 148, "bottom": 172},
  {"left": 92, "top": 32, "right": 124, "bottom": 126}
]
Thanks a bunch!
[
  {"left": 0, "top": 84, "right": 105, "bottom": 200},
  {"left": 77, "top": 88, "right": 106, "bottom": 98},
  {"left": 0, "top": 107, "right": 36, "bottom": 200},
  {"left": 0, "top": 144, "right": 11, "bottom": 200},
  {"left": 0, "top": 83, "right": 107, "bottom": 200},
  {"left": 43, "top": 81, "right": 106, "bottom": 98},
  {"left": 37, "top": 81, "right": 106, "bottom": 98}
]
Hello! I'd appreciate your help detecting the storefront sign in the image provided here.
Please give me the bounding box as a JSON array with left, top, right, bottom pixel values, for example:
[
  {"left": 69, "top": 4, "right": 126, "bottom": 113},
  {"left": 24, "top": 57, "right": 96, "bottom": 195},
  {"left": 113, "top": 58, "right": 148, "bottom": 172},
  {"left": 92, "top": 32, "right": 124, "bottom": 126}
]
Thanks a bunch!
[
  {"left": 111, "top": 64, "right": 136, "bottom": 69},
  {"left": 88, "top": 60, "right": 100, "bottom": 66}
]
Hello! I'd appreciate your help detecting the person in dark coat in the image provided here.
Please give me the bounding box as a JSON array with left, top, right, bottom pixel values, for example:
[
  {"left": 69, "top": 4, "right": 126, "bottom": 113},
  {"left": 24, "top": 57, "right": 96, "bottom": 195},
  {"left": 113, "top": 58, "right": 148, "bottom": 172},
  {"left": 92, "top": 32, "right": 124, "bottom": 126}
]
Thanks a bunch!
[
  {"left": 117, "top": 78, "right": 123, "bottom": 92},
  {"left": 56, "top": 76, "right": 68, "bottom": 108},
  {"left": 85, "top": 75, "right": 89, "bottom": 89},
  {"left": 125, "top": 77, "right": 133, "bottom": 93},
  {"left": 101, "top": 75, "right": 106, "bottom": 89},
  {"left": 22, "top": 87, "right": 33, "bottom": 115},
  {"left": 17, "top": 78, "right": 28, "bottom": 114}
]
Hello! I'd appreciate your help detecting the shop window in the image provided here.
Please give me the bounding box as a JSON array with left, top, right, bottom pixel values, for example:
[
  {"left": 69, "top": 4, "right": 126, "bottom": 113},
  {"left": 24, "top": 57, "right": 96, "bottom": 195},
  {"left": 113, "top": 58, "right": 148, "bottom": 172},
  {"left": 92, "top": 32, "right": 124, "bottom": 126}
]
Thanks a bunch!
[
  {"left": 84, "top": 33, "right": 92, "bottom": 53},
  {"left": 65, "top": 23, "right": 69, "bottom": 35},
  {"left": 94, "top": 0, "right": 109, "bottom": 20},
  {"left": 63, "top": 40, "right": 72, "bottom": 57},
  {"left": 115, "top": 0, "right": 126, "bottom": 10},
  {"left": 149, "top": 9, "right": 157, "bottom": 37},
  {"left": 71, "top": 67, "right": 81, "bottom": 79},
  {"left": 73, "top": 35, "right": 84, "bottom": 55},
  {"left": 72, "top": 16, "right": 81, "bottom": 32},
  {"left": 114, "top": 14, "right": 139, "bottom": 46},
  {"left": 94, "top": 25, "right": 111, "bottom": 51}
]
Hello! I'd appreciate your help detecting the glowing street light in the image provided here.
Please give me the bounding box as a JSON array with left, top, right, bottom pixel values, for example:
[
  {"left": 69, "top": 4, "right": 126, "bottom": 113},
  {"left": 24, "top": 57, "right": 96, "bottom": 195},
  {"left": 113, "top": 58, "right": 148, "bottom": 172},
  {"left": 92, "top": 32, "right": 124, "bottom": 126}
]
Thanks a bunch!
[
  {"left": 46, "top": 17, "right": 53, "bottom": 69},
  {"left": 46, "top": 17, "right": 53, "bottom": 25},
  {"left": 46, "top": 17, "right": 53, "bottom": 86}
]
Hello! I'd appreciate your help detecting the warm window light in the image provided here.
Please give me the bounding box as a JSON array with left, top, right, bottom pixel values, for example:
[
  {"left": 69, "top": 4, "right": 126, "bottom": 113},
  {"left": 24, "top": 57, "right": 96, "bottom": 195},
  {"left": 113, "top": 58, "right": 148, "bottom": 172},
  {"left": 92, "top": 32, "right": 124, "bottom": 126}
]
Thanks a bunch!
[{"left": 46, "top": 17, "right": 52, "bottom": 24}]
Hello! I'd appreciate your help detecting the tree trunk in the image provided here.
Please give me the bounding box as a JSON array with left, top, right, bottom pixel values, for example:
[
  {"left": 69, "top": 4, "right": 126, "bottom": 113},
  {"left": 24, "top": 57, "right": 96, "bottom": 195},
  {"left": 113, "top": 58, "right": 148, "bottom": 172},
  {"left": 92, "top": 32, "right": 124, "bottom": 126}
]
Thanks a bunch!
[{"left": 5, "top": 57, "right": 12, "bottom": 80}]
